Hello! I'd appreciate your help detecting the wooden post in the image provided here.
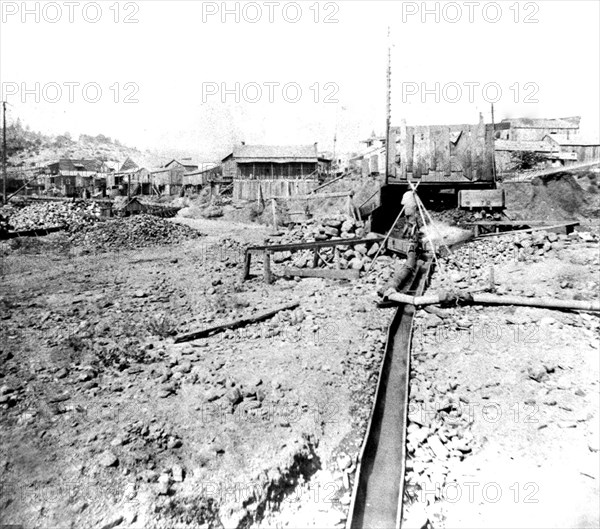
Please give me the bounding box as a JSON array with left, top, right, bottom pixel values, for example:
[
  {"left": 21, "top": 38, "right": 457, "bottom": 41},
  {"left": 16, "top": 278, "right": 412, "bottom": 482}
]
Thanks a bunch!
[
  {"left": 468, "top": 247, "right": 473, "bottom": 284},
  {"left": 242, "top": 251, "right": 252, "bottom": 280},
  {"left": 271, "top": 198, "right": 278, "bottom": 232},
  {"left": 257, "top": 183, "right": 263, "bottom": 209},
  {"left": 263, "top": 251, "right": 272, "bottom": 284},
  {"left": 312, "top": 248, "right": 319, "bottom": 268},
  {"left": 334, "top": 247, "right": 341, "bottom": 269},
  {"left": 489, "top": 266, "right": 495, "bottom": 292}
]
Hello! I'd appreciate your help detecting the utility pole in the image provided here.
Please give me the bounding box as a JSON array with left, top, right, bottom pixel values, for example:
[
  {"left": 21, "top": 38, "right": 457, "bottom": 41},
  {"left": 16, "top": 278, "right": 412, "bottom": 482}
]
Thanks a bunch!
[
  {"left": 333, "top": 104, "right": 338, "bottom": 174},
  {"left": 491, "top": 103, "right": 497, "bottom": 184},
  {"left": 2, "top": 101, "right": 7, "bottom": 204},
  {"left": 384, "top": 27, "right": 392, "bottom": 184}
]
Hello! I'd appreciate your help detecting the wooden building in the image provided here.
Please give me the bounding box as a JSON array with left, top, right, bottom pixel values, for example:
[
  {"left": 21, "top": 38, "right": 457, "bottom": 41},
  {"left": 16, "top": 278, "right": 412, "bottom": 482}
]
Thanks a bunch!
[
  {"left": 494, "top": 139, "right": 575, "bottom": 173},
  {"left": 388, "top": 117, "right": 496, "bottom": 186},
  {"left": 359, "top": 133, "right": 387, "bottom": 176},
  {"left": 542, "top": 135, "right": 600, "bottom": 165},
  {"left": 183, "top": 164, "right": 222, "bottom": 194},
  {"left": 150, "top": 159, "right": 199, "bottom": 196},
  {"left": 222, "top": 143, "right": 325, "bottom": 200},
  {"left": 43, "top": 158, "right": 109, "bottom": 197},
  {"left": 494, "top": 134, "right": 599, "bottom": 173},
  {"left": 114, "top": 197, "right": 148, "bottom": 217},
  {"left": 497, "top": 117, "right": 580, "bottom": 142}
]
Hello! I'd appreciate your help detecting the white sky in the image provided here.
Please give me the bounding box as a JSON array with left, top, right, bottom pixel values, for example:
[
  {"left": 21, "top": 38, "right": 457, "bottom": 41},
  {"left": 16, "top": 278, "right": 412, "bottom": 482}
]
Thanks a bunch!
[{"left": 1, "top": 0, "right": 599, "bottom": 162}]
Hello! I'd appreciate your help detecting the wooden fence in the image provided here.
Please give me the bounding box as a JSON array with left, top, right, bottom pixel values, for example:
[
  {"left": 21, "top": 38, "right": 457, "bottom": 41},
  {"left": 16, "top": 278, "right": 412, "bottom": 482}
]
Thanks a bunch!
[{"left": 233, "top": 179, "right": 318, "bottom": 201}]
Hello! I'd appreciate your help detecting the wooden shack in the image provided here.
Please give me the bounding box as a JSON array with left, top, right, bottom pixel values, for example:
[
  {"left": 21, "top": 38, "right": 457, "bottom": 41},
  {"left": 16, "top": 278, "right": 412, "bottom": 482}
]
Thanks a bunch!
[
  {"left": 114, "top": 197, "right": 147, "bottom": 217},
  {"left": 222, "top": 143, "right": 322, "bottom": 200}
]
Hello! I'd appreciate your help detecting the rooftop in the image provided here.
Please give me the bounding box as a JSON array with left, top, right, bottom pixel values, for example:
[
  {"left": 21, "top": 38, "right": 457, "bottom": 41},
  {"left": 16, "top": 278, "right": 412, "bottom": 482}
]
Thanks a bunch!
[
  {"left": 543, "top": 134, "right": 600, "bottom": 146},
  {"left": 501, "top": 117, "right": 581, "bottom": 129},
  {"left": 223, "top": 144, "right": 318, "bottom": 163}
]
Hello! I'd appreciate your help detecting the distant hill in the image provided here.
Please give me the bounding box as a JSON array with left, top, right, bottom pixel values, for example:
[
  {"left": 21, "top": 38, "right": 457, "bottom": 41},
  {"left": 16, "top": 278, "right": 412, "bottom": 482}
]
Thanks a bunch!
[{"left": 5, "top": 119, "right": 170, "bottom": 172}]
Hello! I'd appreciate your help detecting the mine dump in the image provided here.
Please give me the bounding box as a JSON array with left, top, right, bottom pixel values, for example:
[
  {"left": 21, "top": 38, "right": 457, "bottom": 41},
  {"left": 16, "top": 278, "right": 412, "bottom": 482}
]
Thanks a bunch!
[
  {"left": 2, "top": 127, "right": 599, "bottom": 529},
  {"left": 1, "top": 3, "right": 599, "bottom": 529}
]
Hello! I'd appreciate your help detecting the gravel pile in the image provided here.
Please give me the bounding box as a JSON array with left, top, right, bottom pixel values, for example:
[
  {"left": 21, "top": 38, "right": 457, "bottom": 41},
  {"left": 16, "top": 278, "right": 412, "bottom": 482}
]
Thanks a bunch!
[
  {"left": 9, "top": 201, "right": 102, "bottom": 231},
  {"left": 266, "top": 215, "right": 380, "bottom": 272},
  {"left": 275, "top": 214, "right": 367, "bottom": 244},
  {"left": 70, "top": 214, "right": 201, "bottom": 251}
]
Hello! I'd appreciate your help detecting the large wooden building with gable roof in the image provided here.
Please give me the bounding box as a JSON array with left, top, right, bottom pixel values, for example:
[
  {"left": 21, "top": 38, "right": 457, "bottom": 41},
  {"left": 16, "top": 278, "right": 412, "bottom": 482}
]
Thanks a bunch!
[{"left": 221, "top": 143, "right": 330, "bottom": 200}]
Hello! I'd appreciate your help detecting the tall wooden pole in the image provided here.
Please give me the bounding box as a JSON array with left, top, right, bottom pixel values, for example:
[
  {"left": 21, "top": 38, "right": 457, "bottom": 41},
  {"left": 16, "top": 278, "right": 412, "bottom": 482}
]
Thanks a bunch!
[
  {"left": 491, "top": 103, "right": 497, "bottom": 184},
  {"left": 2, "top": 102, "right": 7, "bottom": 204},
  {"left": 333, "top": 104, "right": 339, "bottom": 173},
  {"left": 384, "top": 27, "right": 392, "bottom": 184}
]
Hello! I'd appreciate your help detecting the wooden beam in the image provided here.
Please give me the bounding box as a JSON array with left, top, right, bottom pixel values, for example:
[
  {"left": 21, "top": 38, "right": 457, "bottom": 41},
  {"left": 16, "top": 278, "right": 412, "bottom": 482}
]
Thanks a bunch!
[
  {"left": 246, "top": 236, "right": 383, "bottom": 253},
  {"left": 310, "top": 172, "right": 349, "bottom": 193},
  {"left": 241, "top": 236, "right": 383, "bottom": 281},
  {"left": 174, "top": 302, "right": 300, "bottom": 343},
  {"left": 466, "top": 220, "right": 579, "bottom": 227},
  {"left": 283, "top": 267, "right": 360, "bottom": 280},
  {"left": 265, "top": 191, "right": 352, "bottom": 201},
  {"left": 476, "top": 222, "right": 580, "bottom": 238}
]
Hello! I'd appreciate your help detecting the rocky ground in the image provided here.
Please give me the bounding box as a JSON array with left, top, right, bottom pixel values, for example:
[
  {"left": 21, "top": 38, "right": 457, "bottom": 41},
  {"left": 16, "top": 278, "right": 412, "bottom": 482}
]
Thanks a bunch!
[
  {"left": 0, "top": 214, "right": 401, "bottom": 529},
  {"left": 402, "top": 229, "right": 600, "bottom": 529},
  {"left": 1, "top": 207, "right": 599, "bottom": 529}
]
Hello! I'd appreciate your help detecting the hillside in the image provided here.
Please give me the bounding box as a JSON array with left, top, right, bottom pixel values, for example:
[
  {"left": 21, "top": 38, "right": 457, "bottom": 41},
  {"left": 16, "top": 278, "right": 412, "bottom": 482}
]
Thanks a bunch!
[{"left": 5, "top": 119, "right": 169, "bottom": 172}]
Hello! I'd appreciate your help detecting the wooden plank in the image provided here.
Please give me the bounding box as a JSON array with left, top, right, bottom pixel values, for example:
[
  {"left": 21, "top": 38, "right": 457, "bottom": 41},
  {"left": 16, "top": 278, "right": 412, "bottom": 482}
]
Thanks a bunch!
[
  {"left": 476, "top": 222, "right": 580, "bottom": 238},
  {"left": 458, "top": 189, "right": 505, "bottom": 209},
  {"left": 283, "top": 267, "right": 360, "bottom": 280},
  {"left": 174, "top": 302, "right": 300, "bottom": 343},
  {"left": 443, "top": 128, "right": 452, "bottom": 177},
  {"left": 246, "top": 236, "right": 383, "bottom": 253},
  {"left": 467, "top": 220, "right": 579, "bottom": 227},
  {"left": 310, "top": 173, "right": 349, "bottom": 193},
  {"left": 265, "top": 191, "right": 351, "bottom": 201},
  {"left": 407, "top": 130, "right": 414, "bottom": 174}
]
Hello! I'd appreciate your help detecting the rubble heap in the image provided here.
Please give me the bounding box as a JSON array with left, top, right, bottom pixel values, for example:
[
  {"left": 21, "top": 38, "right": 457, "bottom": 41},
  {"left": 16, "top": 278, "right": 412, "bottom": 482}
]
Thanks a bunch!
[
  {"left": 265, "top": 215, "right": 381, "bottom": 272},
  {"left": 439, "top": 230, "right": 598, "bottom": 289},
  {"left": 447, "top": 231, "right": 569, "bottom": 268},
  {"left": 276, "top": 215, "right": 368, "bottom": 243},
  {"left": 9, "top": 200, "right": 102, "bottom": 231},
  {"left": 70, "top": 215, "right": 201, "bottom": 252}
]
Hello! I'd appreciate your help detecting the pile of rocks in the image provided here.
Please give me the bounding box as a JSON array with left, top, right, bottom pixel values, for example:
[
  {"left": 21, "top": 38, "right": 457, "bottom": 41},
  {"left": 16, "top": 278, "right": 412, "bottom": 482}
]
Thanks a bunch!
[
  {"left": 440, "top": 231, "right": 575, "bottom": 275},
  {"left": 268, "top": 216, "right": 381, "bottom": 272},
  {"left": 70, "top": 214, "right": 200, "bottom": 252},
  {"left": 434, "top": 208, "right": 495, "bottom": 226},
  {"left": 404, "top": 378, "right": 476, "bottom": 504},
  {"left": 403, "top": 313, "right": 478, "bottom": 508},
  {"left": 279, "top": 215, "right": 367, "bottom": 243},
  {"left": 9, "top": 200, "right": 102, "bottom": 231}
]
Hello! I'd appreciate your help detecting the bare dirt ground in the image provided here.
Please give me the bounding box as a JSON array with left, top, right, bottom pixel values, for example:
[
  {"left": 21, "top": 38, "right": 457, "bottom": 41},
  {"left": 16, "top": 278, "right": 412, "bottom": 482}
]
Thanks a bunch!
[
  {"left": 1, "top": 212, "right": 599, "bottom": 529},
  {"left": 0, "top": 216, "right": 394, "bottom": 528}
]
